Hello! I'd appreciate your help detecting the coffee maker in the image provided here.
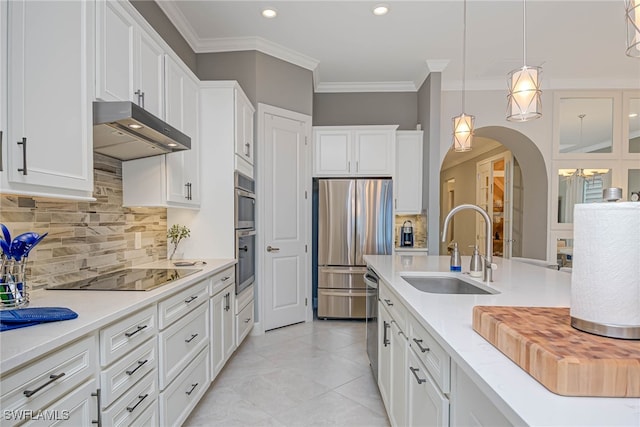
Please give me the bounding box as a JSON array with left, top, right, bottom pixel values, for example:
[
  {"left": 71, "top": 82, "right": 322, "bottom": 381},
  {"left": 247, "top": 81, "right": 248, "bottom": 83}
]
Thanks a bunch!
[{"left": 400, "top": 220, "right": 414, "bottom": 247}]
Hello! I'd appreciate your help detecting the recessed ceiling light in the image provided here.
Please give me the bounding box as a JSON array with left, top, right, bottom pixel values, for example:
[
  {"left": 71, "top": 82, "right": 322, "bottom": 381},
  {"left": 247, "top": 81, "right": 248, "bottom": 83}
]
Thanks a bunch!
[
  {"left": 629, "top": 113, "right": 638, "bottom": 118},
  {"left": 262, "top": 8, "right": 277, "bottom": 18},
  {"left": 372, "top": 4, "right": 389, "bottom": 16}
]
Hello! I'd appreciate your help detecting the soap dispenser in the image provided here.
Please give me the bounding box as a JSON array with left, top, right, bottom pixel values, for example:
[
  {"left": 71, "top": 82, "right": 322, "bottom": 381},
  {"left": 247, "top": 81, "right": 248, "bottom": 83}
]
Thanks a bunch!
[
  {"left": 469, "top": 245, "right": 483, "bottom": 277},
  {"left": 449, "top": 242, "right": 462, "bottom": 272}
]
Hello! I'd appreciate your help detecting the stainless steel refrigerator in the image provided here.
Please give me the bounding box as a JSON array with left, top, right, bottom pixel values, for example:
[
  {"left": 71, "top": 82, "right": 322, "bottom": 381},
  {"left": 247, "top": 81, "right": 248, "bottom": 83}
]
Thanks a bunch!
[{"left": 317, "top": 178, "right": 393, "bottom": 319}]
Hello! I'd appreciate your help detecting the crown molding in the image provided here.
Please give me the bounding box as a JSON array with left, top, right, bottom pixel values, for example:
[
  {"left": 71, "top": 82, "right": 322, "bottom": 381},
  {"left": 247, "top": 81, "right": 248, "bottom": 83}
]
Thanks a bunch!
[
  {"left": 154, "top": 0, "right": 200, "bottom": 53},
  {"left": 315, "top": 81, "right": 418, "bottom": 93}
]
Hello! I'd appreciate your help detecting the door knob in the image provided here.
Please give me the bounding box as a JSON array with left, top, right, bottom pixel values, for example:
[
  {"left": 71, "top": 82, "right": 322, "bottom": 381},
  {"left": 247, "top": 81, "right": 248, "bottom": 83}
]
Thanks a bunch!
[{"left": 266, "top": 246, "right": 280, "bottom": 253}]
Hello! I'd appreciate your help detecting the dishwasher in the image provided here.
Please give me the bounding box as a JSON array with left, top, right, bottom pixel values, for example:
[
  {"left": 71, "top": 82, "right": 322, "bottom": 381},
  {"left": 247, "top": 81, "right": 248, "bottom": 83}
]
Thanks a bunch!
[{"left": 364, "top": 267, "right": 379, "bottom": 380}]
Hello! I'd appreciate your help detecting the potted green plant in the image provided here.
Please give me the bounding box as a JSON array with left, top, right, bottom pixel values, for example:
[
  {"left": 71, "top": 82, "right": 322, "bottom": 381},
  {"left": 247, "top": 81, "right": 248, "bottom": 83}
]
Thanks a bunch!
[{"left": 167, "top": 224, "right": 190, "bottom": 260}]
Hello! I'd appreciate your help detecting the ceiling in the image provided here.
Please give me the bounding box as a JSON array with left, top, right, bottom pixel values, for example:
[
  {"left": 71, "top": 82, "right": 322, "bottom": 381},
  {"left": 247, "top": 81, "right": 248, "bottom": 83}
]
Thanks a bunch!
[{"left": 157, "top": 0, "right": 640, "bottom": 93}]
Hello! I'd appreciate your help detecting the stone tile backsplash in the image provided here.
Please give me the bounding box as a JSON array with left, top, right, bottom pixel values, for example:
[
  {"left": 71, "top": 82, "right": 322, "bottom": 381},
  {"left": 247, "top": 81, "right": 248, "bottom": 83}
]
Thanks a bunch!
[
  {"left": 395, "top": 213, "right": 427, "bottom": 248},
  {"left": 0, "top": 154, "right": 167, "bottom": 290}
]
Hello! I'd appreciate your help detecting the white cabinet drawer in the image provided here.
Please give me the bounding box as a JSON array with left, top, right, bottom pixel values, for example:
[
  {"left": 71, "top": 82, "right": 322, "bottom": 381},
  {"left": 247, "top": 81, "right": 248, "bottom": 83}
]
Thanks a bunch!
[
  {"left": 158, "top": 302, "right": 209, "bottom": 390},
  {"left": 102, "top": 370, "right": 157, "bottom": 427},
  {"left": 100, "top": 305, "right": 157, "bottom": 367},
  {"left": 129, "top": 397, "right": 159, "bottom": 427},
  {"left": 22, "top": 379, "right": 98, "bottom": 427},
  {"left": 409, "top": 315, "right": 451, "bottom": 394},
  {"left": 100, "top": 339, "right": 157, "bottom": 408},
  {"left": 159, "top": 347, "right": 209, "bottom": 427},
  {"left": 379, "top": 281, "right": 407, "bottom": 331},
  {"left": 209, "top": 266, "right": 234, "bottom": 296},
  {"left": 158, "top": 278, "right": 209, "bottom": 330},
  {"left": 236, "top": 299, "right": 254, "bottom": 345},
  {"left": 235, "top": 283, "right": 253, "bottom": 313},
  {"left": 0, "top": 334, "right": 97, "bottom": 417}
]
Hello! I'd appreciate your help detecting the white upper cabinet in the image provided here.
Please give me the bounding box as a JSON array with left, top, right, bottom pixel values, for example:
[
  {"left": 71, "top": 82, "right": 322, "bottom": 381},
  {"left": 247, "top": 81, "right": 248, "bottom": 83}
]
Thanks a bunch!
[
  {"left": 95, "top": 0, "right": 164, "bottom": 118},
  {"left": 313, "top": 125, "right": 397, "bottom": 177},
  {"left": 122, "top": 57, "right": 200, "bottom": 208},
  {"left": 235, "top": 88, "right": 255, "bottom": 167},
  {"left": 165, "top": 56, "right": 200, "bottom": 206},
  {"left": 0, "top": 1, "right": 6, "bottom": 175},
  {"left": 395, "top": 131, "right": 423, "bottom": 214},
  {"left": 2, "top": 0, "right": 94, "bottom": 199}
]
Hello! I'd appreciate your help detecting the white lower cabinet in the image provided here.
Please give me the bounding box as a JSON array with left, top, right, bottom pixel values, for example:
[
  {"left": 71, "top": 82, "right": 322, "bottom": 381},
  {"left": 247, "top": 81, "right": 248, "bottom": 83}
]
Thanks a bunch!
[
  {"left": 235, "top": 283, "right": 254, "bottom": 346},
  {"left": 389, "top": 319, "right": 408, "bottom": 427},
  {"left": 377, "top": 304, "right": 392, "bottom": 409},
  {"left": 407, "top": 349, "right": 449, "bottom": 427},
  {"left": 0, "top": 335, "right": 98, "bottom": 427},
  {"left": 450, "top": 363, "right": 512, "bottom": 427},
  {"left": 159, "top": 347, "right": 209, "bottom": 427},
  {"left": 22, "top": 379, "right": 99, "bottom": 427},
  {"left": 211, "top": 282, "right": 236, "bottom": 379},
  {"left": 101, "top": 370, "right": 157, "bottom": 426}
]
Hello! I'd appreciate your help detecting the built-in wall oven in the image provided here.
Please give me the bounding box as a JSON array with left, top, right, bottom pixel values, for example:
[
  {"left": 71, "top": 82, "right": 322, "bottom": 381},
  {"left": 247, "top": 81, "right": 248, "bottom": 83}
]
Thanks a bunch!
[{"left": 234, "top": 171, "right": 256, "bottom": 295}]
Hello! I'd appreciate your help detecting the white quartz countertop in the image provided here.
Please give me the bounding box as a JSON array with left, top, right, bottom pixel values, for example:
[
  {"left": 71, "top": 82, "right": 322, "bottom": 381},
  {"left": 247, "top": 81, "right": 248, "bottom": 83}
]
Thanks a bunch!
[
  {"left": 364, "top": 254, "right": 640, "bottom": 427},
  {"left": 0, "top": 259, "right": 235, "bottom": 374}
]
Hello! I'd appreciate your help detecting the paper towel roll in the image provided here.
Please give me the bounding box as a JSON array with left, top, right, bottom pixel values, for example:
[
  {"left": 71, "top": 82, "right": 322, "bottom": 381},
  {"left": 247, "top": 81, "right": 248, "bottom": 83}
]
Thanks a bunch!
[{"left": 570, "top": 202, "right": 640, "bottom": 335}]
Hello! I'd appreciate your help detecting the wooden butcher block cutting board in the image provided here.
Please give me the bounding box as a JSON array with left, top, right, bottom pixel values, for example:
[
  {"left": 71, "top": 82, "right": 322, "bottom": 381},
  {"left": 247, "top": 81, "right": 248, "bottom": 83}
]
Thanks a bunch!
[{"left": 472, "top": 306, "right": 640, "bottom": 397}]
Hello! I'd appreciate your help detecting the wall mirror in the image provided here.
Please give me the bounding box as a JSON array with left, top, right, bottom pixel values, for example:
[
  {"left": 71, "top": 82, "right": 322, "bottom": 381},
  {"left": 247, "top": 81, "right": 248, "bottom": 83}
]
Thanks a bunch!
[
  {"left": 556, "top": 168, "right": 612, "bottom": 223},
  {"left": 558, "top": 98, "right": 613, "bottom": 154},
  {"left": 627, "top": 97, "right": 640, "bottom": 154}
]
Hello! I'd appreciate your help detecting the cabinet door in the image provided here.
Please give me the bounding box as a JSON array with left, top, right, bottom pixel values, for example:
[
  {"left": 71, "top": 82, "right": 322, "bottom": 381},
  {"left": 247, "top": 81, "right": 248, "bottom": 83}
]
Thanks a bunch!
[
  {"left": 23, "top": 379, "right": 98, "bottom": 427},
  {"left": 136, "top": 31, "right": 165, "bottom": 119},
  {"left": 395, "top": 131, "right": 423, "bottom": 213},
  {"left": 313, "top": 130, "right": 352, "bottom": 176},
  {"left": 7, "top": 0, "right": 93, "bottom": 193},
  {"left": 377, "top": 303, "right": 392, "bottom": 409},
  {"left": 235, "top": 89, "right": 254, "bottom": 165},
  {"left": 390, "top": 320, "right": 408, "bottom": 427},
  {"left": 95, "top": 0, "right": 135, "bottom": 102},
  {"left": 354, "top": 130, "right": 395, "bottom": 176},
  {"left": 180, "top": 73, "right": 200, "bottom": 205},
  {"left": 165, "top": 57, "right": 190, "bottom": 204},
  {"left": 210, "top": 290, "right": 225, "bottom": 377},
  {"left": 0, "top": 0, "right": 6, "bottom": 174},
  {"left": 407, "top": 349, "right": 449, "bottom": 427},
  {"left": 222, "top": 286, "right": 237, "bottom": 361}
]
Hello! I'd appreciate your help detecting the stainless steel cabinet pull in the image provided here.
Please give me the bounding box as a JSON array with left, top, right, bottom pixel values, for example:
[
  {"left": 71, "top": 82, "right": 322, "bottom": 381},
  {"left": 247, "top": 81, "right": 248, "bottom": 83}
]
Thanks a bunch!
[
  {"left": 221, "top": 276, "right": 230, "bottom": 282},
  {"left": 17, "top": 137, "right": 27, "bottom": 175},
  {"left": 0, "top": 130, "right": 3, "bottom": 171},
  {"left": 383, "top": 321, "right": 390, "bottom": 347},
  {"left": 184, "top": 295, "right": 198, "bottom": 304},
  {"left": 348, "top": 161, "right": 351, "bottom": 172},
  {"left": 412, "top": 338, "right": 430, "bottom": 353},
  {"left": 356, "top": 161, "right": 359, "bottom": 172},
  {"left": 266, "top": 246, "right": 280, "bottom": 253},
  {"left": 126, "top": 393, "right": 148, "bottom": 412},
  {"left": 124, "top": 324, "right": 148, "bottom": 338},
  {"left": 224, "top": 293, "right": 230, "bottom": 311},
  {"left": 409, "top": 367, "right": 426, "bottom": 384},
  {"left": 134, "top": 89, "right": 144, "bottom": 108},
  {"left": 185, "top": 182, "right": 193, "bottom": 200},
  {"left": 244, "top": 142, "right": 251, "bottom": 157},
  {"left": 185, "top": 333, "right": 198, "bottom": 343},
  {"left": 126, "top": 359, "right": 148, "bottom": 376},
  {"left": 91, "top": 388, "right": 102, "bottom": 425},
  {"left": 239, "top": 245, "right": 249, "bottom": 252},
  {"left": 185, "top": 383, "right": 199, "bottom": 396},
  {"left": 244, "top": 317, "right": 251, "bottom": 323},
  {"left": 384, "top": 299, "right": 393, "bottom": 306},
  {"left": 23, "top": 372, "right": 66, "bottom": 397}
]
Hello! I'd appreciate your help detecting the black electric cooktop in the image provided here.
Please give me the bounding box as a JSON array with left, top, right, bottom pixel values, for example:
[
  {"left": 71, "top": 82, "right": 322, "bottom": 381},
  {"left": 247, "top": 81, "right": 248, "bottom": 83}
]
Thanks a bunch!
[{"left": 46, "top": 268, "right": 202, "bottom": 291}]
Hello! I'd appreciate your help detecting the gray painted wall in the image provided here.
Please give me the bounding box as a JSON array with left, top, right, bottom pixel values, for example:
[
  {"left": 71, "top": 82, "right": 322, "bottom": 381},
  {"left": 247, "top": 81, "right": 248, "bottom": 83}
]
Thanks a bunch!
[
  {"left": 418, "top": 73, "right": 442, "bottom": 255},
  {"left": 313, "top": 92, "right": 417, "bottom": 129},
  {"left": 130, "top": 0, "right": 197, "bottom": 73},
  {"left": 196, "top": 51, "right": 313, "bottom": 116}
]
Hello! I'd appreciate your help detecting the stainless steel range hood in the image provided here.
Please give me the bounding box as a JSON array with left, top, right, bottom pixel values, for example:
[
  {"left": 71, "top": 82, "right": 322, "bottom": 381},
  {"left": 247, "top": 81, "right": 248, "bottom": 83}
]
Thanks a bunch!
[{"left": 93, "top": 101, "right": 190, "bottom": 161}]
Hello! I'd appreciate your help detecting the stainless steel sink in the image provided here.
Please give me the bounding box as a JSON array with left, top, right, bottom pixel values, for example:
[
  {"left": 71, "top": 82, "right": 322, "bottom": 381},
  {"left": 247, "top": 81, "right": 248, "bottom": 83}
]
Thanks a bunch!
[{"left": 401, "top": 276, "right": 496, "bottom": 295}]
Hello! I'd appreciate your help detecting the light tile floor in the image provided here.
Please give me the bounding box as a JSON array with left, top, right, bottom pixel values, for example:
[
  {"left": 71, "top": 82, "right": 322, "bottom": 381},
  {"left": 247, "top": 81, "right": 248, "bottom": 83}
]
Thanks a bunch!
[{"left": 184, "top": 320, "right": 390, "bottom": 426}]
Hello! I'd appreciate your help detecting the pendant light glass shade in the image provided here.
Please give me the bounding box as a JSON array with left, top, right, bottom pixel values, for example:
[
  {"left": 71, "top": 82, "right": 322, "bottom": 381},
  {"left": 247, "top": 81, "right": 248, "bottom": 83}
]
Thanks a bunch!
[
  {"left": 626, "top": 0, "right": 640, "bottom": 57},
  {"left": 452, "top": 0, "right": 474, "bottom": 152},
  {"left": 452, "top": 113, "right": 474, "bottom": 152},
  {"left": 506, "top": 65, "right": 542, "bottom": 122},
  {"left": 506, "top": 0, "right": 542, "bottom": 122}
]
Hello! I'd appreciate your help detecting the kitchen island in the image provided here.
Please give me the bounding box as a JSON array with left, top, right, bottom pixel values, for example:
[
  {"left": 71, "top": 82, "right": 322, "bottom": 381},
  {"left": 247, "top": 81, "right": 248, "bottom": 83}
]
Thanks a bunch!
[{"left": 365, "top": 254, "right": 640, "bottom": 427}]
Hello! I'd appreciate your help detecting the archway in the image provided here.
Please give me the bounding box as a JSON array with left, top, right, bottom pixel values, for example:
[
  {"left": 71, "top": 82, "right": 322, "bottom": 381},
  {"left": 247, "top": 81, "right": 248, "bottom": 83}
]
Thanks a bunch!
[{"left": 439, "top": 126, "right": 548, "bottom": 260}]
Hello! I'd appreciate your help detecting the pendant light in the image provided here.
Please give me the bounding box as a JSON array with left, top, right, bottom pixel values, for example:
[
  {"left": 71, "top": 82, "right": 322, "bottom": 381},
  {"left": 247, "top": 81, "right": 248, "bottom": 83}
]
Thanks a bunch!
[
  {"left": 452, "top": 0, "right": 474, "bottom": 152},
  {"left": 506, "top": 0, "right": 542, "bottom": 122},
  {"left": 626, "top": 0, "right": 640, "bottom": 57}
]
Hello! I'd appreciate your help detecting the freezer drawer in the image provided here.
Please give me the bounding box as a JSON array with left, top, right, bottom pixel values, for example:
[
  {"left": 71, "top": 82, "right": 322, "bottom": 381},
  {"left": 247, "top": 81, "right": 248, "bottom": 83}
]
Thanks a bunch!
[
  {"left": 318, "top": 266, "right": 367, "bottom": 290},
  {"left": 317, "top": 288, "right": 376, "bottom": 319}
]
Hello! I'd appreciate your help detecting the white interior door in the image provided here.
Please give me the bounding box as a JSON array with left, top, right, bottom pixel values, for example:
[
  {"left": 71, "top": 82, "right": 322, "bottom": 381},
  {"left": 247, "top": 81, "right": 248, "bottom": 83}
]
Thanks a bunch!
[
  {"left": 475, "top": 161, "right": 491, "bottom": 254},
  {"left": 260, "top": 106, "right": 311, "bottom": 331},
  {"left": 503, "top": 152, "right": 513, "bottom": 258}
]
